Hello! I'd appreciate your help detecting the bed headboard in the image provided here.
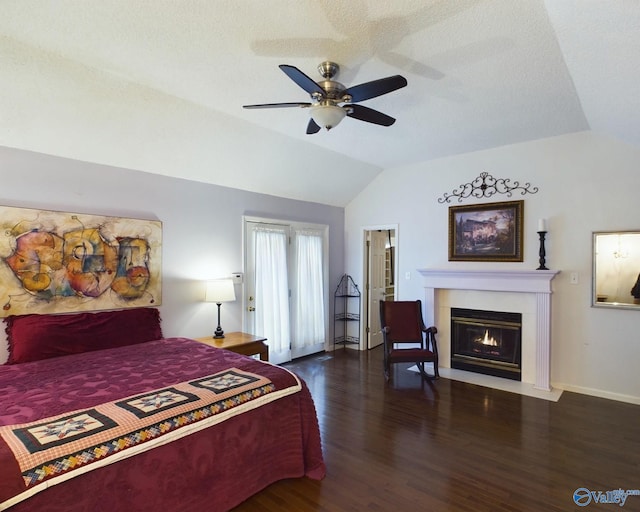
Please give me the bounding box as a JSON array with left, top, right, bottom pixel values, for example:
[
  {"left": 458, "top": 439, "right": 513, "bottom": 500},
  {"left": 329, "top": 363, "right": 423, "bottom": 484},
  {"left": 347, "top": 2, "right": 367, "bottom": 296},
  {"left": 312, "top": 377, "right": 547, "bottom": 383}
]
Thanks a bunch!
[{"left": 2, "top": 307, "right": 162, "bottom": 365}]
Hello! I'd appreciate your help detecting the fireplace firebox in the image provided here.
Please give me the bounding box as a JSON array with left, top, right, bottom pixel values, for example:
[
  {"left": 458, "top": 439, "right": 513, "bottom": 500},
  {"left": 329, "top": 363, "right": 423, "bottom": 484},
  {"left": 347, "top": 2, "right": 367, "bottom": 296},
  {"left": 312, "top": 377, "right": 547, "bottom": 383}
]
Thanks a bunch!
[{"left": 450, "top": 308, "right": 522, "bottom": 381}]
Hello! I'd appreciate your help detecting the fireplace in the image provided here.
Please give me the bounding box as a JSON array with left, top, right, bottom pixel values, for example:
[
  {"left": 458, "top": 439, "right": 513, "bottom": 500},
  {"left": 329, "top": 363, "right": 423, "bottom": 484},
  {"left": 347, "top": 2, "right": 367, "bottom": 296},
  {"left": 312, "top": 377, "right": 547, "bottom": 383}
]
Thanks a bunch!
[
  {"left": 450, "top": 308, "right": 522, "bottom": 381},
  {"left": 418, "top": 269, "right": 559, "bottom": 391}
]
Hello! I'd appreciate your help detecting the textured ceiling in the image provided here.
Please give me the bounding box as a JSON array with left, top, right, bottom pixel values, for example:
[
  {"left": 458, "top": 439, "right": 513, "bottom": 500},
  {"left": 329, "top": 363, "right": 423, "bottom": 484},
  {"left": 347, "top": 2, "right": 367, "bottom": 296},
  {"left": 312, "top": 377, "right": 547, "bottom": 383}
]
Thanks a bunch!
[{"left": 0, "top": 0, "right": 639, "bottom": 206}]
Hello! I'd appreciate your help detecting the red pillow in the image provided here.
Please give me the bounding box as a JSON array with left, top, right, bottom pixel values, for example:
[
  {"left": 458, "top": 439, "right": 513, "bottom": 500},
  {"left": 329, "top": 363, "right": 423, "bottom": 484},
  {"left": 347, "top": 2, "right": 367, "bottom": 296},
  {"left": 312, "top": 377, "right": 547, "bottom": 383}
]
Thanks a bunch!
[{"left": 5, "top": 308, "right": 162, "bottom": 364}]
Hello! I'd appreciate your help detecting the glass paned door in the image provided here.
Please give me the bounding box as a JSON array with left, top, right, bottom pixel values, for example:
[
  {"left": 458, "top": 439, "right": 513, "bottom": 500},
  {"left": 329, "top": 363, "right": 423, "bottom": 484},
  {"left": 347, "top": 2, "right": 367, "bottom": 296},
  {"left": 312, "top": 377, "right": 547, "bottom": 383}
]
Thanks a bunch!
[
  {"left": 244, "top": 220, "right": 327, "bottom": 364},
  {"left": 291, "top": 228, "right": 326, "bottom": 359}
]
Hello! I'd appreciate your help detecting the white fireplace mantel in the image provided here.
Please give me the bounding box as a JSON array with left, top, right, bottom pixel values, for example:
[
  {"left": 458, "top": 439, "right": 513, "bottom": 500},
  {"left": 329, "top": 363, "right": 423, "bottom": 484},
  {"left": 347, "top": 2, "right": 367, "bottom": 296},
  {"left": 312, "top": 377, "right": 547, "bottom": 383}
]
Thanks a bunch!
[{"left": 418, "top": 268, "right": 560, "bottom": 392}]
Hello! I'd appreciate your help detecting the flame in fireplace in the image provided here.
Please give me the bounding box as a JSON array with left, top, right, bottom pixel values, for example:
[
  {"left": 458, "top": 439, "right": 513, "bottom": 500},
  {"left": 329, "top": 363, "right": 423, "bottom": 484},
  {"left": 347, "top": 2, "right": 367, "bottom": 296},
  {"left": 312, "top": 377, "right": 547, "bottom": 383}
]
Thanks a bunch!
[{"left": 476, "top": 329, "right": 498, "bottom": 346}]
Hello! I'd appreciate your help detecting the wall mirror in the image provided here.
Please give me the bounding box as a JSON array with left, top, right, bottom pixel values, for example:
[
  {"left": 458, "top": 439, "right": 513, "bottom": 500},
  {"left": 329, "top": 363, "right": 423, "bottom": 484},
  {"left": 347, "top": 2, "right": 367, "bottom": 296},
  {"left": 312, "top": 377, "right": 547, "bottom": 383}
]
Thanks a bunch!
[{"left": 592, "top": 231, "right": 640, "bottom": 309}]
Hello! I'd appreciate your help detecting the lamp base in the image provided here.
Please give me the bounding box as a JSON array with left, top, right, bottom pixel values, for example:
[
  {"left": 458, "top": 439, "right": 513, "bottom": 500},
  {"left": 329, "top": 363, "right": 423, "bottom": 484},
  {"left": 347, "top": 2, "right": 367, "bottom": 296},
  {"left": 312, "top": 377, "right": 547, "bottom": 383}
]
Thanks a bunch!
[{"left": 214, "top": 302, "right": 225, "bottom": 338}]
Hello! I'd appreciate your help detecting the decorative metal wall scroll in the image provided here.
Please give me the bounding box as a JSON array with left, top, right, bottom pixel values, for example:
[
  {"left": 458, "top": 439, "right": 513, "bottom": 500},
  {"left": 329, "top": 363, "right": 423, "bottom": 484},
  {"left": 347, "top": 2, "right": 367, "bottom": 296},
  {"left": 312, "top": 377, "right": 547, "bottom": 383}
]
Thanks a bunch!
[{"left": 438, "top": 171, "right": 539, "bottom": 204}]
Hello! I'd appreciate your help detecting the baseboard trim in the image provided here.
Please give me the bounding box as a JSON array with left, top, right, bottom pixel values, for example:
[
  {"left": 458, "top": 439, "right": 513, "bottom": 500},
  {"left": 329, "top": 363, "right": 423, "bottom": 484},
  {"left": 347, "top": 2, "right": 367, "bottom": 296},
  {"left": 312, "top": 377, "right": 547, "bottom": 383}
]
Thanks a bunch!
[{"left": 552, "top": 382, "right": 640, "bottom": 406}]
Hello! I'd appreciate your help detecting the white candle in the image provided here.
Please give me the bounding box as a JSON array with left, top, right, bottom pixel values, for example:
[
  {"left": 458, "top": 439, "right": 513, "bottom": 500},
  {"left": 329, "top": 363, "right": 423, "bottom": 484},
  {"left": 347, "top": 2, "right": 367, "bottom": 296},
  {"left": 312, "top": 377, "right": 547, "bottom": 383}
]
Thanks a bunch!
[{"left": 538, "top": 218, "right": 547, "bottom": 232}]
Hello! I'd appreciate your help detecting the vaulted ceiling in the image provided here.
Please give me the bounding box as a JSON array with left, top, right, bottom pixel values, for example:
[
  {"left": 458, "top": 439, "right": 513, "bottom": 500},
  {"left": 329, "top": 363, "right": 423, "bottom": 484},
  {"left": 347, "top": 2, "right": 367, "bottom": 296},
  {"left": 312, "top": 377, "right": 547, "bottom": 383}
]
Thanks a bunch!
[{"left": 1, "top": 1, "right": 639, "bottom": 206}]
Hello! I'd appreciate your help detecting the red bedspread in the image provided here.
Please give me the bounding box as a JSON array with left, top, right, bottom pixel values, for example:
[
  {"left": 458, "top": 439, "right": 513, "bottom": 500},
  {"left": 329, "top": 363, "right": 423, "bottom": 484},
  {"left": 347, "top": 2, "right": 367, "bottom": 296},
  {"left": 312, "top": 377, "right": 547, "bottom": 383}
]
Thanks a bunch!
[{"left": 0, "top": 338, "right": 325, "bottom": 511}]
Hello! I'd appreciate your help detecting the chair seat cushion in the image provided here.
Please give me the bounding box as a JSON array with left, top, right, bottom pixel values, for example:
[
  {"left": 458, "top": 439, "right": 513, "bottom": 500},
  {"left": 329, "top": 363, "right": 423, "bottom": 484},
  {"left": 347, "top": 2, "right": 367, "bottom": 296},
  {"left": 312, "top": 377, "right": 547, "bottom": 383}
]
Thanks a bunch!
[{"left": 388, "top": 348, "right": 435, "bottom": 364}]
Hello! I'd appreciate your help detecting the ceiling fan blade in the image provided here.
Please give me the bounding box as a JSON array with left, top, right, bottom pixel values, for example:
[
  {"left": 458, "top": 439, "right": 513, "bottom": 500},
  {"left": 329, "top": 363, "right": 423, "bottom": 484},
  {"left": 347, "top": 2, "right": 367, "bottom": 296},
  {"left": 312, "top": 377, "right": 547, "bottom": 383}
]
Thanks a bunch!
[
  {"left": 347, "top": 104, "right": 396, "bottom": 126},
  {"left": 279, "top": 65, "right": 325, "bottom": 97},
  {"left": 306, "top": 118, "right": 321, "bottom": 134},
  {"left": 243, "top": 102, "right": 311, "bottom": 109},
  {"left": 344, "top": 75, "right": 407, "bottom": 102}
]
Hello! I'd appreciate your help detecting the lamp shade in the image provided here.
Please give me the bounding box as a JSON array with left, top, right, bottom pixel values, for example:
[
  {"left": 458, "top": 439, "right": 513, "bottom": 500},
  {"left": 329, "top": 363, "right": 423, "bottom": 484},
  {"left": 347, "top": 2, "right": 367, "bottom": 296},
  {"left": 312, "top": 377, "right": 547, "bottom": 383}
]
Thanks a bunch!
[
  {"left": 310, "top": 104, "right": 346, "bottom": 130},
  {"left": 205, "top": 279, "right": 236, "bottom": 303}
]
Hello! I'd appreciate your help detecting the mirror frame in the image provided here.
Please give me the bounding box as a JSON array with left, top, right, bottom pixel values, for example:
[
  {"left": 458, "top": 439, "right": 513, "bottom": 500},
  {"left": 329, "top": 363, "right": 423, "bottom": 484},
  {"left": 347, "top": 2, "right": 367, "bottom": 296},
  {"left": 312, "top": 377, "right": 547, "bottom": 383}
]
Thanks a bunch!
[{"left": 592, "top": 230, "right": 640, "bottom": 310}]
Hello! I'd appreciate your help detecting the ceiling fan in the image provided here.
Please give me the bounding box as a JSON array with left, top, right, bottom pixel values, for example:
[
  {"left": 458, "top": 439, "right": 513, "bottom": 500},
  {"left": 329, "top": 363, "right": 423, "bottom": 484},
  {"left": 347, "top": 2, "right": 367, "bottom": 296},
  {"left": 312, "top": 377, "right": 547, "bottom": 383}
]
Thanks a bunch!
[{"left": 243, "top": 61, "right": 407, "bottom": 134}]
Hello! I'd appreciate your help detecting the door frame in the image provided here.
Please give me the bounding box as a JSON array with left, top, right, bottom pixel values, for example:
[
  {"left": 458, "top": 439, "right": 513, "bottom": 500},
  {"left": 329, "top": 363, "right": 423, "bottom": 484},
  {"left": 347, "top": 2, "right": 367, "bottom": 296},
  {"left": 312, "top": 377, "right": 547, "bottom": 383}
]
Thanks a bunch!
[
  {"left": 242, "top": 215, "right": 331, "bottom": 356},
  {"left": 362, "top": 224, "right": 398, "bottom": 350}
]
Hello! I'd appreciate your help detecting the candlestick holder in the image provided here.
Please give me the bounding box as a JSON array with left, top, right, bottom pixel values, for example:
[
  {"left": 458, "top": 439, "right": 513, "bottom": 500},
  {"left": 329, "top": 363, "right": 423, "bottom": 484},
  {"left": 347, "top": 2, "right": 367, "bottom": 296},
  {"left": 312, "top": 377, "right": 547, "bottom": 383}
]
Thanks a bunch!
[{"left": 537, "top": 231, "right": 548, "bottom": 270}]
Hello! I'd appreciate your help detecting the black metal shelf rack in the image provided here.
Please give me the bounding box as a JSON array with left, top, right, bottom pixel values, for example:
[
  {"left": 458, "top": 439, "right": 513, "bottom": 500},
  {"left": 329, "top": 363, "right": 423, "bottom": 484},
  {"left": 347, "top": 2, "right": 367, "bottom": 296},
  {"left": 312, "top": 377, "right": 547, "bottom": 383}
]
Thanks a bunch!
[{"left": 333, "top": 274, "right": 361, "bottom": 349}]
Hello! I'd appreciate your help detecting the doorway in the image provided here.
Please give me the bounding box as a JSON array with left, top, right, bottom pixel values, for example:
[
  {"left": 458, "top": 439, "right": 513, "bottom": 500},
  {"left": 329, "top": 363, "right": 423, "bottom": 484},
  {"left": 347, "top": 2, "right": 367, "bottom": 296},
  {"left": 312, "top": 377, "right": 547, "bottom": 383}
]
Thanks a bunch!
[
  {"left": 244, "top": 217, "right": 329, "bottom": 364},
  {"left": 363, "top": 226, "right": 397, "bottom": 349}
]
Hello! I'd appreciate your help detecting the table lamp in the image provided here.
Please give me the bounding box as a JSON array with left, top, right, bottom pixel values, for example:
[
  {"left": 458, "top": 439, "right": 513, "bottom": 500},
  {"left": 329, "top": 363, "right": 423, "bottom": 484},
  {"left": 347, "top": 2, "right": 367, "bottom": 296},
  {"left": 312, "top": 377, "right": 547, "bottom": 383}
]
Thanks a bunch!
[{"left": 205, "top": 279, "right": 236, "bottom": 338}]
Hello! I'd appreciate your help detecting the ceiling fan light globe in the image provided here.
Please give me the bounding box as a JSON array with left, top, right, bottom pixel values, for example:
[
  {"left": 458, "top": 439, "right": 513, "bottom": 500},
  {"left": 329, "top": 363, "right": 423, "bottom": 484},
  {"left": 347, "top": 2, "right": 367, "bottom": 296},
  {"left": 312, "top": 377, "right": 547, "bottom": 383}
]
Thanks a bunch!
[{"left": 310, "top": 105, "right": 346, "bottom": 131}]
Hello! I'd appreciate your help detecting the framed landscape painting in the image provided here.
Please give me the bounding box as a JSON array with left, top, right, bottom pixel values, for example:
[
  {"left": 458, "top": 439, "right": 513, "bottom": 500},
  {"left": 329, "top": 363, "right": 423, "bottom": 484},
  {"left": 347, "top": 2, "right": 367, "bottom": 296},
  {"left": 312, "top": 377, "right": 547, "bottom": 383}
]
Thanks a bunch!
[{"left": 448, "top": 200, "right": 523, "bottom": 262}]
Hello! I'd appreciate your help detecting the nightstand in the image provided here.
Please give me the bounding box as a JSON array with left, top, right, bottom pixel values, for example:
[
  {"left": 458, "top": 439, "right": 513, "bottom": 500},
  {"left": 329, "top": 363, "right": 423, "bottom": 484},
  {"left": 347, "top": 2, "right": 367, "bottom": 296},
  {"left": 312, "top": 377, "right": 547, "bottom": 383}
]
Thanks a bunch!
[{"left": 193, "top": 332, "right": 269, "bottom": 361}]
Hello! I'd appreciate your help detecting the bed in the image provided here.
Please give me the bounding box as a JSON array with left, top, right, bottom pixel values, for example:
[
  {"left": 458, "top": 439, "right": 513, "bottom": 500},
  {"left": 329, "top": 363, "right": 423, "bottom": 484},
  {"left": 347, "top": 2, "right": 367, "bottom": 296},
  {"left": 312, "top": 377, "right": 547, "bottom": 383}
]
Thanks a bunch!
[{"left": 0, "top": 308, "right": 325, "bottom": 511}]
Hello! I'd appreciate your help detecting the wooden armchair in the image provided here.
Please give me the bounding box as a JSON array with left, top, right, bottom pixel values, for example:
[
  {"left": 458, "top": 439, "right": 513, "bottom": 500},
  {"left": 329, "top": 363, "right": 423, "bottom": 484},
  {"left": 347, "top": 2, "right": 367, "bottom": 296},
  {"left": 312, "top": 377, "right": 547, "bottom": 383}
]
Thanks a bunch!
[{"left": 379, "top": 300, "right": 439, "bottom": 381}]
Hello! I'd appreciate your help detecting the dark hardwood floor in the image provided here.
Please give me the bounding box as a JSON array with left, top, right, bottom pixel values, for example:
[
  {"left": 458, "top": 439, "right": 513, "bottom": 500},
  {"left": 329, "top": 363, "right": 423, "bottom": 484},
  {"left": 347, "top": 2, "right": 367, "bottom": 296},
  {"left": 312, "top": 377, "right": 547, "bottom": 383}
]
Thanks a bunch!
[{"left": 234, "top": 347, "right": 640, "bottom": 511}]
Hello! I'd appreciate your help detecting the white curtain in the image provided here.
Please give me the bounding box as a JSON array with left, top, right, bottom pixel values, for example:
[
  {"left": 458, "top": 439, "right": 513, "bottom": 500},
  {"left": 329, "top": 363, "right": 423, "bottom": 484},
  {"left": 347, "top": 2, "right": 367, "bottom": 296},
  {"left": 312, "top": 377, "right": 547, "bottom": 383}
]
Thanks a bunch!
[
  {"left": 254, "top": 226, "right": 291, "bottom": 364},
  {"left": 292, "top": 230, "right": 325, "bottom": 353}
]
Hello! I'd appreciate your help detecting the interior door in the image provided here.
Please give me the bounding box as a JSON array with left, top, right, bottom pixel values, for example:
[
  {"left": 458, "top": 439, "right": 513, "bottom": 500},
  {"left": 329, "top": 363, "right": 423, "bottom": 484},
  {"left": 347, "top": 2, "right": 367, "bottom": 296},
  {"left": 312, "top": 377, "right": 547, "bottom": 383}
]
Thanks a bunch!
[{"left": 367, "top": 230, "right": 387, "bottom": 349}]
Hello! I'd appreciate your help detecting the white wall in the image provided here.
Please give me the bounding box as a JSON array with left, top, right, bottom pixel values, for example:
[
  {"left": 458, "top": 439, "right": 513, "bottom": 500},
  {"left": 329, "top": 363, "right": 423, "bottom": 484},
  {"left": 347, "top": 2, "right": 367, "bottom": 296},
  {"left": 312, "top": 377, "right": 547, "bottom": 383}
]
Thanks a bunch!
[
  {"left": 0, "top": 146, "right": 344, "bottom": 361},
  {"left": 345, "top": 131, "right": 640, "bottom": 404},
  {"left": 0, "top": 34, "right": 380, "bottom": 208}
]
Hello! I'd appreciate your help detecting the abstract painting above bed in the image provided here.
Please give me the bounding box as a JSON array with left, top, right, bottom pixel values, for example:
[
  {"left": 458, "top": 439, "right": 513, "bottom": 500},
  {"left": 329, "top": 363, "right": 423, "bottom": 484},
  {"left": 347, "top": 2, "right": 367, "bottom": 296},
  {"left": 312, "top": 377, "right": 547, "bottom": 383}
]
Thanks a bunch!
[{"left": 0, "top": 205, "right": 162, "bottom": 316}]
